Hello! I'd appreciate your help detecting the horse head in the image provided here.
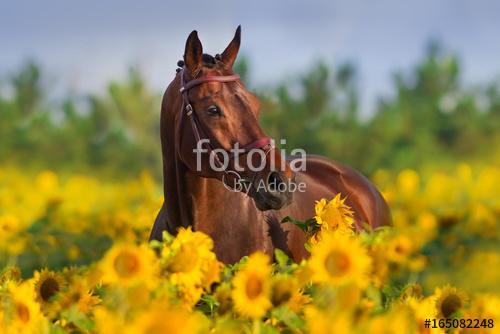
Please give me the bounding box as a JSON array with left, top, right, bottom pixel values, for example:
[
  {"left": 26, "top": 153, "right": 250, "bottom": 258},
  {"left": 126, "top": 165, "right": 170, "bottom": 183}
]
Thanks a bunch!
[{"left": 164, "top": 26, "right": 294, "bottom": 211}]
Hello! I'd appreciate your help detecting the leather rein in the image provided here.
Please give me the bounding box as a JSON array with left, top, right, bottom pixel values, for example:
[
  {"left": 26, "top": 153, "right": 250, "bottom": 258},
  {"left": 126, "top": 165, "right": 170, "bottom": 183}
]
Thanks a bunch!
[{"left": 178, "top": 68, "right": 273, "bottom": 191}]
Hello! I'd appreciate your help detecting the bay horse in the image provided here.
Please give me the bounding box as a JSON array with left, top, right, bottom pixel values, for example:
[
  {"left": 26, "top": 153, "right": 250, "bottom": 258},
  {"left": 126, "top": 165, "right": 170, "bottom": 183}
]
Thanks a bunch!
[{"left": 150, "top": 26, "right": 391, "bottom": 263}]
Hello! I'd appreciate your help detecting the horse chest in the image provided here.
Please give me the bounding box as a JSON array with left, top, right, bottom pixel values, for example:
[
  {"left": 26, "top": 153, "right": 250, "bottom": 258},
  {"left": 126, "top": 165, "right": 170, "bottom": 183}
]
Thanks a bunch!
[{"left": 191, "top": 192, "right": 274, "bottom": 263}]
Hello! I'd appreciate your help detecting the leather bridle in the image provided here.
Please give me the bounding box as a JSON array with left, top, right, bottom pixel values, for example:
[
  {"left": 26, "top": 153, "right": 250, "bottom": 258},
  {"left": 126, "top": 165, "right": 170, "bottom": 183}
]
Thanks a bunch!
[{"left": 178, "top": 68, "right": 274, "bottom": 191}]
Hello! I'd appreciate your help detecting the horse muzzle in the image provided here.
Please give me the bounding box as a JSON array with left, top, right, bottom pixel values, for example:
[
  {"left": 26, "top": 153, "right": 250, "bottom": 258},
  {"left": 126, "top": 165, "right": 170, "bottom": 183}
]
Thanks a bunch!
[{"left": 251, "top": 171, "right": 294, "bottom": 211}]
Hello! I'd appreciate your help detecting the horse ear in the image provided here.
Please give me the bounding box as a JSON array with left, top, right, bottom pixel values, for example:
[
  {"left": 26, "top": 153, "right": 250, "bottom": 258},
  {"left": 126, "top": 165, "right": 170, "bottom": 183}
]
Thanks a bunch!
[
  {"left": 184, "top": 30, "right": 203, "bottom": 76},
  {"left": 220, "top": 25, "right": 241, "bottom": 68}
]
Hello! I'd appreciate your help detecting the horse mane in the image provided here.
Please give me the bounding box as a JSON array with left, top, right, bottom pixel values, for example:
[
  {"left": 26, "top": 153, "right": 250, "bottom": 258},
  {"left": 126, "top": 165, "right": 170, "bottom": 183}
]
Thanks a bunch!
[
  {"left": 176, "top": 53, "right": 220, "bottom": 73},
  {"left": 201, "top": 54, "right": 217, "bottom": 67}
]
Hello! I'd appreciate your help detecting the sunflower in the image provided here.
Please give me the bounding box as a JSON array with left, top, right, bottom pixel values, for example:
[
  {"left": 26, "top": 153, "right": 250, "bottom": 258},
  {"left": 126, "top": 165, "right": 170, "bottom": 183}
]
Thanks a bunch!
[
  {"left": 309, "top": 232, "right": 372, "bottom": 287},
  {"left": 404, "top": 297, "right": 443, "bottom": 334},
  {"left": 99, "top": 243, "right": 158, "bottom": 287},
  {"left": 399, "top": 283, "right": 423, "bottom": 302},
  {"left": 336, "top": 282, "right": 363, "bottom": 310},
  {"left": 35, "top": 170, "right": 59, "bottom": 193},
  {"left": 163, "top": 227, "right": 221, "bottom": 290},
  {"left": 287, "top": 292, "right": 312, "bottom": 314},
  {"left": 60, "top": 266, "right": 79, "bottom": 281},
  {"left": 200, "top": 257, "right": 222, "bottom": 290},
  {"left": 33, "top": 269, "right": 65, "bottom": 305},
  {"left": 214, "top": 283, "right": 233, "bottom": 315},
  {"left": 305, "top": 306, "right": 352, "bottom": 334},
  {"left": 312, "top": 194, "right": 355, "bottom": 243},
  {"left": 294, "top": 262, "right": 313, "bottom": 287},
  {"left": 57, "top": 281, "right": 100, "bottom": 315},
  {"left": 467, "top": 294, "right": 500, "bottom": 324},
  {"left": 397, "top": 169, "right": 420, "bottom": 196},
  {"left": 0, "top": 266, "right": 21, "bottom": 284},
  {"left": 3, "top": 281, "right": 48, "bottom": 334},
  {"left": 177, "top": 285, "right": 204, "bottom": 309},
  {"left": 385, "top": 235, "right": 414, "bottom": 264},
  {"left": 232, "top": 252, "right": 272, "bottom": 319},
  {"left": 0, "top": 215, "right": 25, "bottom": 254},
  {"left": 433, "top": 285, "right": 468, "bottom": 319},
  {"left": 126, "top": 304, "right": 207, "bottom": 334},
  {"left": 94, "top": 306, "right": 125, "bottom": 334},
  {"left": 365, "top": 307, "right": 413, "bottom": 334},
  {"left": 368, "top": 244, "right": 389, "bottom": 288},
  {"left": 271, "top": 274, "right": 299, "bottom": 307}
]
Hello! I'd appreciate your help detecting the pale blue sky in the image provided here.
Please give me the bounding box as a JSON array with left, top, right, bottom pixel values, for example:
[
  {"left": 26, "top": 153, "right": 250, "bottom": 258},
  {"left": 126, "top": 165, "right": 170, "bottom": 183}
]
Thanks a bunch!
[{"left": 1, "top": 0, "right": 499, "bottom": 115}]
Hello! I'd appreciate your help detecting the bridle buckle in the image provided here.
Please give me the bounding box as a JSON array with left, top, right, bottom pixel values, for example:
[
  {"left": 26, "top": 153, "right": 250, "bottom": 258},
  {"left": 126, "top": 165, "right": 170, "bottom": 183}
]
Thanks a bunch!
[{"left": 185, "top": 104, "right": 193, "bottom": 116}]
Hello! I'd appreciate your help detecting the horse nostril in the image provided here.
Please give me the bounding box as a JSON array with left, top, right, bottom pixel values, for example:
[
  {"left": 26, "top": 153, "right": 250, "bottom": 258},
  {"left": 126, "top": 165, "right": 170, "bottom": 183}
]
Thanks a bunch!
[{"left": 267, "top": 171, "right": 285, "bottom": 192}]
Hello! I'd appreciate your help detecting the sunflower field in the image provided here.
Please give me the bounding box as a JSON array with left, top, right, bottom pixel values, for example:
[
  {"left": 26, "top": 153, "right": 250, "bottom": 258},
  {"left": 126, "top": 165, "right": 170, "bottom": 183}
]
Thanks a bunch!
[{"left": 0, "top": 163, "right": 499, "bottom": 333}]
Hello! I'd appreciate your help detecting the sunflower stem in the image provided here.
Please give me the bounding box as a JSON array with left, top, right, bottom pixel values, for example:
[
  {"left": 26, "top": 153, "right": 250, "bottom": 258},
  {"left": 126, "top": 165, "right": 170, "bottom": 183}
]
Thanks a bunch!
[{"left": 252, "top": 319, "right": 260, "bottom": 334}]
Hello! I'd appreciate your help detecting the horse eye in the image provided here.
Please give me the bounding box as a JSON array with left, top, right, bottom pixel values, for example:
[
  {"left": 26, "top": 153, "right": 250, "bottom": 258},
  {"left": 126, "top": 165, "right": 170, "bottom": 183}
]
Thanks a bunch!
[{"left": 207, "top": 105, "right": 221, "bottom": 116}]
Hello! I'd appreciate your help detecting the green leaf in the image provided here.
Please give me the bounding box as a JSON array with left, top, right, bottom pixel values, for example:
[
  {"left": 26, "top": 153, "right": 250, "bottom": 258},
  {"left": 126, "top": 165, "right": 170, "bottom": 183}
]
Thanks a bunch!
[
  {"left": 161, "top": 230, "right": 175, "bottom": 244},
  {"left": 271, "top": 306, "right": 306, "bottom": 331},
  {"left": 61, "top": 306, "right": 94, "bottom": 331},
  {"left": 274, "top": 249, "right": 291, "bottom": 268},
  {"left": 198, "top": 294, "right": 217, "bottom": 316},
  {"left": 260, "top": 323, "right": 281, "bottom": 334}
]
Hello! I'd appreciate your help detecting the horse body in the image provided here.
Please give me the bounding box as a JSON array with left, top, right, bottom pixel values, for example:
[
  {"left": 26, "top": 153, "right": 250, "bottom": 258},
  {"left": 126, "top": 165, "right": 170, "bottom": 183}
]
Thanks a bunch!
[
  {"left": 150, "top": 27, "right": 391, "bottom": 263},
  {"left": 151, "top": 149, "right": 390, "bottom": 263}
]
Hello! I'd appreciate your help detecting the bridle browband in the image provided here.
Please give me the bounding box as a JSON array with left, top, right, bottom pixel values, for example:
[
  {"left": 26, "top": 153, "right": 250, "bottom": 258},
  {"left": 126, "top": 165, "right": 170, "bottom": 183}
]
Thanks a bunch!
[{"left": 178, "top": 68, "right": 273, "bottom": 191}]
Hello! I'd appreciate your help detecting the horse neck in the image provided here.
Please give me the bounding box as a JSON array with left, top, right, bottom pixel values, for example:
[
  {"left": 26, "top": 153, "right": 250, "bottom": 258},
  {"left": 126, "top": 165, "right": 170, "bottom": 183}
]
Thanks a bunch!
[
  {"left": 160, "top": 75, "right": 225, "bottom": 232},
  {"left": 164, "top": 156, "right": 234, "bottom": 232},
  {"left": 162, "top": 155, "right": 214, "bottom": 231},
  {"left": 164, "top": 154, "right": 274, "bottom": 262}
]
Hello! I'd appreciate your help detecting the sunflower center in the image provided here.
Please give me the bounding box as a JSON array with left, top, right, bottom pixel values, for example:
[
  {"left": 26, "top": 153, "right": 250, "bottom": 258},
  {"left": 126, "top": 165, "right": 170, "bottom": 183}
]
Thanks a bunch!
[
  {"left": 441, "top": 294, "right": 462, "bottom": 318},
  {"left": 323, "top": 207, "right": 342, "bottom": 227},
  {"left": 271, "top": 284, "right": 292, "bottom": 306},
  {"left": 324, "top": 251, "right": 350, "bottom": 277},
  {"left": 169, "top": 245, "right": 198, "bottom": 273},
  {"left": 40, "top": 277, "right": 60, "bottom": 301},
  {"left": 246, "top": 274, "right": 263, "bottom": 299},
  {"left": 113, "top": 251, "right": 140, "bottom": 278},
  {"left": 16, "top": 303, "right": 30, "bottom": 322},
  {"left": 395, "top": 244, "right": 404, "bottom": 254}
]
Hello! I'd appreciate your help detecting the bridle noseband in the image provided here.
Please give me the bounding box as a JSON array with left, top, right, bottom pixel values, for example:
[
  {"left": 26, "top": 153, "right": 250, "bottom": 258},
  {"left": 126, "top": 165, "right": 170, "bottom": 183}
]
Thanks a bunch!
[{"left": 178, "top": 68, "right": 273, "bottom": 192}]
